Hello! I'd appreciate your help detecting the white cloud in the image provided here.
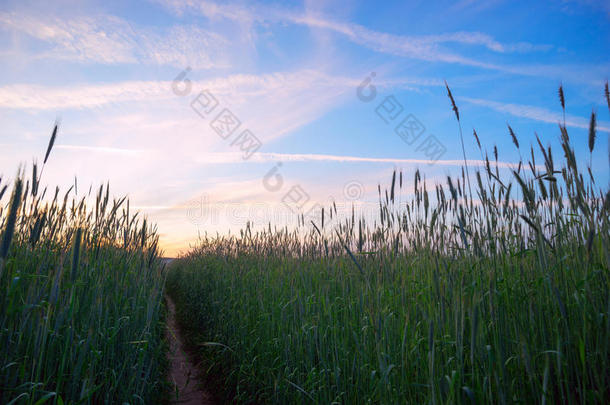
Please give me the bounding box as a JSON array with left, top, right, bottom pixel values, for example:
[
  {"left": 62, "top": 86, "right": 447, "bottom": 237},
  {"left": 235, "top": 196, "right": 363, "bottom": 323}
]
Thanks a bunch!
[
  {"left": 462, "top": 96, "right": 610, "bottom": 132},
  {"left": 0, "top": 81, "right": 169, "bottom": 110},
  {"left": 0, "top": 70, "right": 338, "bottom": 110},
  {"left": 0, "top": 11, "right": 230, "bottom": 68},
  {"left": 0, "top": 12, "right": 137, "bottom": 64},
  {"left": 0, "top": 70, "right": 439, "bottom": 149},
  {"left": 193, "top": 151, "right": 529, "bottom": 169},
  {"left": 155, "top": 0, "right": 552, "bottom": 68},
  {"left": 55, "top": 144, "right": 145, "bottom": 156},
  {"left": 152, "top": 0, "right": 610, "bottom": 84}
]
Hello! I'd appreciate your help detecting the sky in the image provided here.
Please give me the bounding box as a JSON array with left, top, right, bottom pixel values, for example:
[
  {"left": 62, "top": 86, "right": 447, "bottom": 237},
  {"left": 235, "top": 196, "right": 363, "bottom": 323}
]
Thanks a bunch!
[{"left": 0, "top": 0, "right": 608, "bottom": 256}]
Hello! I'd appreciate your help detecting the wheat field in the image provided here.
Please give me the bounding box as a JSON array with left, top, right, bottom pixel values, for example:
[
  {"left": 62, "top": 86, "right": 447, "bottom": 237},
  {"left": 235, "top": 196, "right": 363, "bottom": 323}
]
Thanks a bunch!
[
  {"left": 166, "top": 85, "right": 610, "bottom": 404},
  {"left": 0, "top": 126, "right": 168, "bottom": 404}
]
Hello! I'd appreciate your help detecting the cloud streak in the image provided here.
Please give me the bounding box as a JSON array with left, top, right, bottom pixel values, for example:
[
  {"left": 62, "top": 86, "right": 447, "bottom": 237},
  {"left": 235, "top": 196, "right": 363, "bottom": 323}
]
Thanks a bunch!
[
  {"left": 55, "top": 144, "right": 145, "bottom": 156},
  {"left": 0, "top": 70, "right": 345, "bottom": 110},
  {"left": 195, "top": 151, "right": 531, "bottom": 169},
  {"left": 462, "top": 97, "right": 610, "bottom": 132},
  {"left": 0, "top": 69, "right": 440, "bottom": 112}
]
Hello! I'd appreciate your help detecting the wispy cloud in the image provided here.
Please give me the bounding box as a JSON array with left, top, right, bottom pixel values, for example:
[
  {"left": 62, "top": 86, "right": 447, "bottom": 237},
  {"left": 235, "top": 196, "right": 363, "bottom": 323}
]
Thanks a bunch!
[
  {"left": 194, "top": 151, "right": 530, "bottom": 169},
  {"left": 156, "top": 0, "right": 552, "bottom": 68},
  {"left": 0, "top": 69, "right": 438, "bottom": 118},
  {"left": 153, "top": 0, "right": 610, "bottom": 84},
  {"left": 560, "top": 0, "right": 610, "bottom": 17},
  {"left": 0, "top": 70, "right": 347, "bottom": 110},
  {"left": 0, "top": 12, "right": 137, "bottom": 64},
  {"left": 0, "top": 81, "right": 169, "bottom": 110},
  {"left": 55, "top": 144, "right": 145, "bottom": 156},
  {"left": 414, "top": 32, "right": 552, "bottom": 53},
  {"left": 461, "top": 97, "right": 610, "bottom": 131},
  {"left": 0, "top": 11, "right": 230, "bottom": 68},
  {"left": 450, "top": 0, "right": 506, "bottom": 13}
]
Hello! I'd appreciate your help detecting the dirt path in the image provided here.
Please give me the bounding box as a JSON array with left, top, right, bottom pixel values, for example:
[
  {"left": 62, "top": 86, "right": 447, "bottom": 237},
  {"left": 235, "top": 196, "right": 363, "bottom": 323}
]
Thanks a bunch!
[{"left": 165, "top": 296, "right": 215, "bottom": 405}]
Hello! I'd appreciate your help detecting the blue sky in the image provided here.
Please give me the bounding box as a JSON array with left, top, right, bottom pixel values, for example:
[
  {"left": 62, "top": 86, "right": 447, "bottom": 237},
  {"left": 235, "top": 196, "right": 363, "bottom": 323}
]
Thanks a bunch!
[{"left": 0, "top": 0, "right": 608, "bottom": 255}]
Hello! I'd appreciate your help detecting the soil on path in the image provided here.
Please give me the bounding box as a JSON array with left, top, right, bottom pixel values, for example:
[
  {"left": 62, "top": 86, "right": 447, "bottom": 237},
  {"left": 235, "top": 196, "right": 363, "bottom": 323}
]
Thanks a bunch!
[{"left": 166, "top": 296, "right": 215, "bottom": 405}]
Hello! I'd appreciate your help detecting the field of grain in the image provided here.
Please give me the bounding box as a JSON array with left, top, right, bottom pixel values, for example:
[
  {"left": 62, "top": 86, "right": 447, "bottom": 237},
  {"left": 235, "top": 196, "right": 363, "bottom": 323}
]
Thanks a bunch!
[
  {"left": 0, "top": 126, "right": 168, "bottom": 404},
  {"left": 2, "top": 1, "right": 609, "bottom": 404},
  {"left": 166, "top": 86, "right": 610, "bottom": 404},
  {"left": 2, "top": 87, "right": 609, "bottom": 404}
]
